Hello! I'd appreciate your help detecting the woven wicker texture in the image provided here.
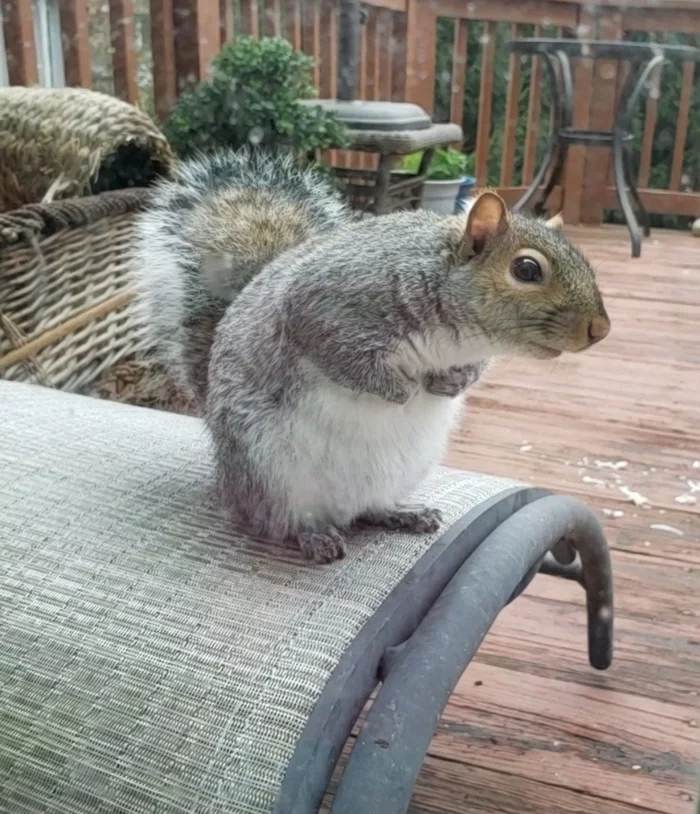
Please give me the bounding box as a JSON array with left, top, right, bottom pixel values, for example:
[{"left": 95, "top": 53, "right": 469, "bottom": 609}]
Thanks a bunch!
[
  {"left": 0, "top": 86, "right": 173, "bottom": 211},
  {"left": 0, "top": 382, "right": 519, "bottom": 814},
  {"left": 0, "top": 188, "right": 153, "bottom": 391}
]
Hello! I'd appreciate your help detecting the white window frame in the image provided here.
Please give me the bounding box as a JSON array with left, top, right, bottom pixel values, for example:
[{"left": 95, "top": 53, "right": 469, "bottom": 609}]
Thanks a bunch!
[
  {"left": 0, "top": 0, "right": 64, "bottom": 87},
  {"left": 32, "top": 0, "right": 65, "bottom": 87},
  {"left": 0, "top": 10, "right": 9, "bottom": 87}
]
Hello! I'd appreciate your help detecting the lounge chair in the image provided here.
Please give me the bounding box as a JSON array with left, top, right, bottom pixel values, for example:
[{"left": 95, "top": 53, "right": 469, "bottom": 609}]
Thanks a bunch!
[{"left": 0, "top": 381, "right": 613, "bottom": 813}]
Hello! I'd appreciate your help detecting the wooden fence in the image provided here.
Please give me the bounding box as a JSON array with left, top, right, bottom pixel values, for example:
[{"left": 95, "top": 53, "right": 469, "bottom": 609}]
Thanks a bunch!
[{"left": 3, "top": 0, "right": 700, "bottom": 222}]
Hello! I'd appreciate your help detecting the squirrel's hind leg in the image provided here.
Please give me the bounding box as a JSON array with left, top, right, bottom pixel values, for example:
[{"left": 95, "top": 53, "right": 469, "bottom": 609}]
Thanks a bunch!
[
  {"left": 217, "top": 452, "right": 348, "bottom": 564},
  {"left": 355, "top": 506, "right": 443, "bottom": 534},
  {"left": 292, "top": 526, "right": 347, "bottom": 564}
]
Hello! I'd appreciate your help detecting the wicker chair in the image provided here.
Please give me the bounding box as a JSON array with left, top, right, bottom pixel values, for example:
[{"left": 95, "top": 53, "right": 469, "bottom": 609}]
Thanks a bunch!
[
  {"left": 0, "top": 86, "right": 173, "bottom": 212},
  {"left": 0, "top": 189, "right": 153, "bottom": 392}
]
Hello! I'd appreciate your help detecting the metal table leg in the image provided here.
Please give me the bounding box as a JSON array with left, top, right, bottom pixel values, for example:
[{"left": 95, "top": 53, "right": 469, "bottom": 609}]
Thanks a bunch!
[
  {"left": 613, "top": 134, "right": 644, "bottom": 258},
  {"left": 512, "top": 52, "right": 572, "bottom": 215},
  {"left": 612, "top": 54, "right": 663, "bottom": 257},
  {"left": 624, "top": 146, "right": 651, "bottom": 237},
  {"left": 373, "top": 153, "right": 393, "bottom": 215}
]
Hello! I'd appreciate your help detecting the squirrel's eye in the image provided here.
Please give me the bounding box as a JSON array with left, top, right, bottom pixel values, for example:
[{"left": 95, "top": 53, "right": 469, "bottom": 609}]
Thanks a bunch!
[{"left": 511, "top": 256, "right": 543, "bottom": 284}]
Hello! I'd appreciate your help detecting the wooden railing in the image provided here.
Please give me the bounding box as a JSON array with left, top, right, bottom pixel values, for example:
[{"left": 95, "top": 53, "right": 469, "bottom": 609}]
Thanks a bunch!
[
  {"left": 403, "top": 0, "right": 700, "bottom": 223},
  {"left": 3, "top": 0, "right": 700, "bottom": 222}
]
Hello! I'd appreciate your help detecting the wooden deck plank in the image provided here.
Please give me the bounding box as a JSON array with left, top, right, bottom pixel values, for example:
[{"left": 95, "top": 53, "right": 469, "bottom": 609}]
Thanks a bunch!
[
  {"left": 476, "top": 593, "right": 700, "bottom": 708},
  {"left": 434, "top": 663, "right": 697, "bottom": 814},
  {"left": 436, "top": 224, "right": 700, "bottom": 813},
  {"left": 330, "top": 225, "right": 700, "bottom": 814}
]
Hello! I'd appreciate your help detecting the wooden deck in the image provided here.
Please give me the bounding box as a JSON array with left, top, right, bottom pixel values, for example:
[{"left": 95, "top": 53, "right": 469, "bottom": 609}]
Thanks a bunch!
[
  {"left": 434, "top": 226, "right": 700, "bottom": 814},
  {"left": 336, "top": 226, "right": 700, "bottom": 813}
]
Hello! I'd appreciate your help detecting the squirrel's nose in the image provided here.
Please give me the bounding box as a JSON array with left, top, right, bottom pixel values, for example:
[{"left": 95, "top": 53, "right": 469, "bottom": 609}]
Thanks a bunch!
[{"left": 587, "top": 314, "right": 610, "bottom": 345}]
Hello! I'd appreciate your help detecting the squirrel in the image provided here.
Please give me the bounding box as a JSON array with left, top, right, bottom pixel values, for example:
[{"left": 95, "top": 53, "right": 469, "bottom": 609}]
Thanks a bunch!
[{"left": 133, "top": 148, "right": 610, "bottom": 564}]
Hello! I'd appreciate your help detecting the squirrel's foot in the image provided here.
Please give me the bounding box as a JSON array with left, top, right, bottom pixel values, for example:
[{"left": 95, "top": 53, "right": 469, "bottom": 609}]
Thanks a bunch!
[
  {"left": 357, "top": 505, "right": 443, "bottom": 534},
  {"left": 293, "top": 526, "right": 347, "bottom": 564}
]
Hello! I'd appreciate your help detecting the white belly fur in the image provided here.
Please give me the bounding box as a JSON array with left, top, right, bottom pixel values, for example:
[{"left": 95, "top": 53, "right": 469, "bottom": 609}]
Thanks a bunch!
[{"left": 283, "top": 381, "right": 464, "bottom": 528}]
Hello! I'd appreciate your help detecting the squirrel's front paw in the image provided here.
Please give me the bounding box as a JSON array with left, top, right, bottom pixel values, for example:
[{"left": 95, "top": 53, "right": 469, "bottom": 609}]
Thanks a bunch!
[
  {"left": 294, "top": 527, "right": 347, "bottom": 564},
  {"left": 384, "top": 372, "right": 419, "bottom": 405},
  {"left": 357, "top": 505, "right": 443, "bottom": 534},
  {"left": 424, "top": 364, "right": 483, "bottom": 398}
]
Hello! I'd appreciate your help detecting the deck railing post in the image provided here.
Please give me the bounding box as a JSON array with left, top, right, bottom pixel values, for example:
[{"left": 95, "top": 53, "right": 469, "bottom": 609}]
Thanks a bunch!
[
  {"left": 579, "top": 5, "right": 623, "bottom": 225},
  {"left": 2, "top": 0, "right": 38, "bottom": 85},
  {"left": 404, "top": 0, "right": 437, "bottom": 114},
  {"left": 172, "top": 0, "right": 222, "bottom": 93}
]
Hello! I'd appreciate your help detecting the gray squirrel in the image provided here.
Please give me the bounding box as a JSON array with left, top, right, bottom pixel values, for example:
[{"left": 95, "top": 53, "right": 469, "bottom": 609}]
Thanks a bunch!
[{"left": 133, "top": 149, "right": 610, "bottom": 564}]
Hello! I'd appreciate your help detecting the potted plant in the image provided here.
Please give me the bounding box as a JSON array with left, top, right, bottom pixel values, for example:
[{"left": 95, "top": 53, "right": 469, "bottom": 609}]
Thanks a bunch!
[
  {"left": 399, "top": 148, "right": 476, "bottom": 214},
  {"left": 163, "top": 37, "right": 348, "bottom": 160}
]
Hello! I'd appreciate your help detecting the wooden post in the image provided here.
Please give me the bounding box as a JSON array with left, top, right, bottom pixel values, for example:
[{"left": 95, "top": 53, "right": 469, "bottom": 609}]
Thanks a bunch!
[
  {"left": 58, "top": 0, "right": 92, "bottom": 88},
  {"left": 474, "top": 21, "right": 495, "bottom": 186},
  {"left": 521, "top": 24, "right": 543, "bottom": 186},
  {"left": 449, "top": 19, "right": 468, "bottom": 129},
  {"left": 239, "top": 0, "right": 259, "bottom": 37},
  {"left": 670, "top": 55, "right": 695, "bottom": 191},
  {"left": 173, "top": 0, "right": 221, "bottom": 92},
  {"left": 110, "top": 0, "right": 139, "bottom": 104},
  {"left": 637, "top": 40, "right": 662, "bottom": 189},
  {"left": 150, "top": 0, "right": 177, "bottom": 119},
  {"left": 302, "top": 0, "right": 320, "bottom": 89},
  {"left": 263, "top": 0, "right": 281, "bottom": 37},
  {"left": 390, "top": 9, "right": 407, "bottom": 102},
  {"left": 500, "top": 23, "right": 521, "bottom": 187},
  {"left": 284, "top": 0, "right": 302, "bottom": 50},
  {"left": 560, "top": 8, "right": 594, "bottom": 224},
  {"left": 579, "top": 6, "right": 623, "bottom": 224},
  {"left": 2, "top": 0, "right": 38, "bottom": 85},
  {"left": 318, "top": 0, "right": 337, "bottom": 99},
  {"left": 220, "top": 0, "right": 234, "bottom": 45},
  {"left": 404, "top": 0, "right": 436, "bottom": 113},
  {"left": 363, "top": 7, "right": 378, "bottom": 101},
  {"left": 337, "top": 0, "right": 361, "bottom": 100},
  {"left": 377, "top": 8, "right": 392, "bottom": 100}
]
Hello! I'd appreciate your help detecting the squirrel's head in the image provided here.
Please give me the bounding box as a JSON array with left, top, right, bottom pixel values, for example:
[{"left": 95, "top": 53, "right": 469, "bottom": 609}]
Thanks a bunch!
[{"left": 453, "top": 190, "right": 610, "bottom": 359}]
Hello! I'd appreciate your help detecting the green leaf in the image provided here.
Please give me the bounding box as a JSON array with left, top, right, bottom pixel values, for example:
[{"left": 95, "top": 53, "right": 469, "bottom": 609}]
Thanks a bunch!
[{"left": 398, "top": 148, "right": 473, "bottom": 181}]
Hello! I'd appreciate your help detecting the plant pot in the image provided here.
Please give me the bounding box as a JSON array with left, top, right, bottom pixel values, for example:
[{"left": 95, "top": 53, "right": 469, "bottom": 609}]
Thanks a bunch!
[{"left": 419, "top": 177, "right": 464, "bottom": 215}]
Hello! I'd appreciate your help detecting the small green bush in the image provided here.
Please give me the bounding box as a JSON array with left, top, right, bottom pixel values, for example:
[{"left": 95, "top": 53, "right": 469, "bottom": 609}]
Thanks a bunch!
[
  {"left": 163, "top": 37, "right": 348, "bottom": 158},
  {"left": 399, "top": 148, "right": 474, "bottom": 181}
]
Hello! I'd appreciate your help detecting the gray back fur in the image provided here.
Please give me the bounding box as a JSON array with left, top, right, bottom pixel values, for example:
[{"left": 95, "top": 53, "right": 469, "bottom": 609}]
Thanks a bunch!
[{"left": 131, "top": 149, "right": 351, "bottom": 404}]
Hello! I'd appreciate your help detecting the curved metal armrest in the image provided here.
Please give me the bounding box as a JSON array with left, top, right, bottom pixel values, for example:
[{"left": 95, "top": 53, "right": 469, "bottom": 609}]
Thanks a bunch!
[{"left": 331, "top": 495, "right": 613, "bottom": 814}]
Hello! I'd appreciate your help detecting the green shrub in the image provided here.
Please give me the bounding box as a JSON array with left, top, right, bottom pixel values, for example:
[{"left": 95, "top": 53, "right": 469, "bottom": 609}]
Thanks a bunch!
[
  {"left": 399, "top": 148, "right": 474, "bottom": 181},
  {"left": 163, "top": 37, "right": 348, "bottom": 158}
]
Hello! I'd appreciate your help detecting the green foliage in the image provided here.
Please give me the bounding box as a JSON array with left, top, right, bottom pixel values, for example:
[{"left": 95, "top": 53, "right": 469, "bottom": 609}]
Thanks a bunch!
[
  {"left": 399, "top": 148, "right": 474, "bottom": 180},
  {"left": 163, "top": 37, "right": 348, "bottom": 158}
]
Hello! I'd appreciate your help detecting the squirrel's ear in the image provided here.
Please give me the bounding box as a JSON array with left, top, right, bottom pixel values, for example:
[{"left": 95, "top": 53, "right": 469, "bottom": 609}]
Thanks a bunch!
[
  {"left": 461, "top": 191, "right": 508, "bottom": 261},
  {"left": 546, "top": 213, "right": 564, "bottom": 230}
]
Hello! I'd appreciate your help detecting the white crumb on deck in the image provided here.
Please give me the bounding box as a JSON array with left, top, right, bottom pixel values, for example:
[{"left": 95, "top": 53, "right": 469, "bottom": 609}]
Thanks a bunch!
[
  {"left": 619, "top": 486, "right": 648, "bottom": 506},
  {"left": 650, "top": 523, "right": 683, "bottom": 536}
]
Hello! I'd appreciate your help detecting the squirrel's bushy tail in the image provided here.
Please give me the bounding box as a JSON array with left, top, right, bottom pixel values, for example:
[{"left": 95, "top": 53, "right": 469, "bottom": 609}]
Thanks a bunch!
[{"left": 132, "top": 148, "right": 351, "bottom": 406}]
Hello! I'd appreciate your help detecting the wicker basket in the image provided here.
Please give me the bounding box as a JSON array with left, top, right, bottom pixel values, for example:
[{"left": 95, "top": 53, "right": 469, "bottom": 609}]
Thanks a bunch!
[
  {"left": 0, "top": 87, "right": 174, "bottom": 212},
  {"left": 0, "top": 189, "right": 154, "bottom": 392}
]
